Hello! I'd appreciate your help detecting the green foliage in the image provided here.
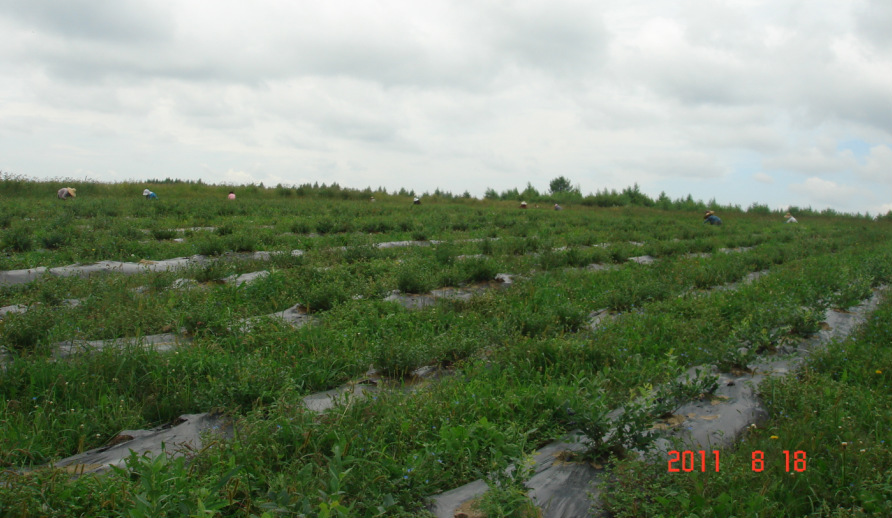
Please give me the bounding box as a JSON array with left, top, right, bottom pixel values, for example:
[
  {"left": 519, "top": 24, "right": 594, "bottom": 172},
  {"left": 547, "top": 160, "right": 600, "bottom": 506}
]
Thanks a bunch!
[
  {"left": 302, "top": 279, "right": 351, "bottom": 312},
  {"left": 473, "top": 485, "right": 541, "bottom": 518},
  {"left": 40, "top": 231, "right": 69, "bottom": 250},
  {"left": 3, "top": 225, "right": 33, "bottom": 252},
  {"left": 225, "top": 232, "right": 257, "bottom": 252},
  {"left": 289, "top": 220, "right": 312, "bottom": 234},
  {"left": 371, "top": 337, "right": 426, "bottom": 379},
  {"left": 194, "top": 236, "right": 225, "bottom": 256},
  {"left": 574, "top": 383, "right": 672, "bottom": 461},
  {"left": 115, "top": 450, "right": 233, "bottom": 518},
  {"left": 549, "top": 176, "right": 575, "bottom": 195},
  {"left": 150, "top": 228, "right": 177, "bottom": 241},
  {"left": 0, "top": 177, "right": 890, "bottom": 516},
  {"left": 0, "top": 305, "right": 55, "bottom": 351},
  {"left": 396, "top": 261, "right": 435, "bottom": 294},
  {"left": 728, "top": 301, "right": 824, "bottom": 354},
  {"left": 474, "top": 442, "right": 540, "bottom": 518},
  {"left": 602, "top": 296, "right": 892, "bottom": 517},
  {"left": 664, "top": 366, "right": 720, "bottom": 403}
]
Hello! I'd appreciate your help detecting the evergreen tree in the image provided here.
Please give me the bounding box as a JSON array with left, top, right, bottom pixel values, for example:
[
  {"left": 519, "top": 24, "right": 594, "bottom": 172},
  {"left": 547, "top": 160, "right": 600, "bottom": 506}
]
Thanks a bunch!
[{"left": 549, "top": 176, "right": 575, "bottom": 194}]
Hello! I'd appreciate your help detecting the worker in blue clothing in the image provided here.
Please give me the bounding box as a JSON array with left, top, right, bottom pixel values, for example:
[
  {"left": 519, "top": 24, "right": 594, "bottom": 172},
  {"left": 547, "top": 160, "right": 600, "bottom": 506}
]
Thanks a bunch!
[{"left": 703, "top": 210, "right": 722, "bottom": 225}]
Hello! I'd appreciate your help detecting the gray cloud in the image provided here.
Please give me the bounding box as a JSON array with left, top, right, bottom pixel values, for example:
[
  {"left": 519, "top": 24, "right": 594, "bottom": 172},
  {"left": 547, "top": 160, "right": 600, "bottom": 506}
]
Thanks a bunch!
[
  {"left": 753, "top": 172, "right": 774, "bottom": 184},
  {"left": 764, "top": 143, "right": 859, "bottom": 175},
  {"left": 617, "top": 150, "right": 729, "bottom": 179},
  {"left": 0, "top": 0, "right": 173, "bottom": 43},
  {"left": 0, "top": 0, "right": 889, "bottom": 215},
  {"left": 858, "top": 145, "right": 892, "bottom": 183},
  {"left": 855, "top": 0, "right": 892, "bottom": 51},
  {"left": 789, "top": 177, "right": 861, "bottom": 207},
  {"left": 484, "top": 1, "right": 608, "bottom": 75}
]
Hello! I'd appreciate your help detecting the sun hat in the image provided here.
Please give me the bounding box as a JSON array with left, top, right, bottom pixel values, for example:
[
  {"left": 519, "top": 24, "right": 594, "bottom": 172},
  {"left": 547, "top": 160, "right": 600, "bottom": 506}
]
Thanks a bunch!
[
  {"left": 68, "top": 187, "right": 76, "bottom": 197},
  {"left": 143, "top": 189, "right": 151, "bottom": 196}
]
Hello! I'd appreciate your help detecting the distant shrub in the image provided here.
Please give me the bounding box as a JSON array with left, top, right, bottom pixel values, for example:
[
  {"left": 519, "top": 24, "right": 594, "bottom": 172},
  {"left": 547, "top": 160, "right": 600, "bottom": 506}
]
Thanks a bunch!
[
  {"left": 360, "top": 219, "right": 394, "bottom": 233},
  {"left": 503, "top": 236, "right": 540, "bottom": 255},
  {"left": 609, "top": 248, "right": 627, "bottom": 263},
  {"left": 747, "top": 202, "right": 772, "bottom": 214},
  {"left": 537, "top": 249, "right": 566, "bottom": 270},
  {"left": 0, "top": 307, "right": 53, "bottom": 351},
  {"left": 342, "top": 244, "right": 377, "bottom": 263},
  {"left": 303, "top": 282, "right": 349, "bottom": 312},
  {"left": 331, "top": 219, "right": 353, "bottom": 233},
  {"left": 514, "top": 300, "right": 588, "bottom": 337},
  {"left": 195, "top": 237, "right": 225, "bottom": 256},
  {"left": 289, "top": 220, "right": 312, "bottom": 234},
  {"left": 275, "top": 185, "right": 295, "bottom": 197},
  {"left": 461, "top": 258, "right": 499, "bottom": 283},
  {"left": 181, "top": 300, "right": 230, "bottom": 336},
  {"left": 432, "top": 331, "right": 480, "bottom": 364},
  {"left": 215, "top": 224, "right": 234, "bottom": 236},
  {"left": 192, "top": 260, "right": 234, "bottom": 283},
  {"left": 604, "top": 277, "right": 671, "bottom": 311},
  {"left": 563, "top": 247, "right": 589, "bottom": 268},
  {"left": 434, "top": 244, "right": 456, "bottom": 265},
  {"left": 41, "top": 232, "right": 69, "bottom": 250},
  {"left": 315, "top": 218, "right": 335, "bottom": 235},
  {"left": 3, "top": 226, "right": 32, "bottom": 252},
  {"left": 151, "top": 228, "right": 177, "bottom": 240},
  {"left": 372, "top": 339, "right": 426, "bottom": 378},
  {"left": 451, "top": 220, "right": 469, "bottom": 231},
  {"left": 226, "top": 233, "right": 257, "bottom": 252},
  {"left": 396, "top": 263, "right": 435, "bottom": 294},
  {"left": 114, "top": 225, "right": 144, "bottom": 240}
]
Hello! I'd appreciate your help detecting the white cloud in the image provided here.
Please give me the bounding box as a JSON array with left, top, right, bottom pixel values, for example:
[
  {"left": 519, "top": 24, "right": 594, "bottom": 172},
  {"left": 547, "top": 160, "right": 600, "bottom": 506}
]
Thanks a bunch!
[
  {"left": 789, "top": 177, "right": 860, "bottom": 206},
  {"left": 617, "top": 151, "right": 729, "bottom": 179},
  {"left": 858, "top": 145, "right": 892, "bottom": 183},
  {"left": 855, "top": 0, "right": 892, "bottom": 51},
  {"left": 753, "top": 172, "right": 774, "bottom": 184},
  {"left": 764, "top": 145, "right": 859, "bottom": 175},
  {"left": 218, "top": 169, "right": 257, "bottom": 186},
  {"left": 0, "top": 0, "right": 890, "bottom": 214}
]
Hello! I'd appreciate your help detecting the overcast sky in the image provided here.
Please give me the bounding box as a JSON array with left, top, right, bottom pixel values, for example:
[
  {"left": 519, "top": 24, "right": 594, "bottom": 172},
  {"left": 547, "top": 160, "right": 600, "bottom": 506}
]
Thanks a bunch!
[{"left": 1, "top": 0, "right": 890, "bottom": 214}]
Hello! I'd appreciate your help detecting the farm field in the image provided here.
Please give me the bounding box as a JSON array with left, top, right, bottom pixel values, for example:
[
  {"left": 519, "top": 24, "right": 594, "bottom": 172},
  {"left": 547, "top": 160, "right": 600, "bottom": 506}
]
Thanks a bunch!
[{"left": 2, "top": 179, "right": 892, "bottom": 517}]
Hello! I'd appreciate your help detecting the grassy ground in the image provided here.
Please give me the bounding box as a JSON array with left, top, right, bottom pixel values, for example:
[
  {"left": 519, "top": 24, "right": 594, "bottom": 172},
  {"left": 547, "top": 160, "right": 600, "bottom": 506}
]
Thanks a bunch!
[
  {"left": 1, "top": 181, "right": 891, "bottom": 517},
  {"left": 601, "top": 294, "right": 892, "bottom": 517}
]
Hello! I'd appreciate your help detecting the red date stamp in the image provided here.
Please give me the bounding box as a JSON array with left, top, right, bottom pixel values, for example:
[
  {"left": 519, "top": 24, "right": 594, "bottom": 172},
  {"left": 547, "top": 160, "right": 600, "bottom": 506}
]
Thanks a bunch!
[{"left": 668, "top": 450, "right": 807, "bottom": 472}]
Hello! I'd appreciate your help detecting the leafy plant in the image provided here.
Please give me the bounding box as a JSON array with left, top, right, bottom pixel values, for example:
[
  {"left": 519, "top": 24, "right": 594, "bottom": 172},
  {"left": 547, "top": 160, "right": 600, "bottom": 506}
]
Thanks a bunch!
[
  {"left": 150, "top": 228, "right": 177, "bottom": 241},
  {"left": 0, "top": 306, "right": 55, "bottom": 351},
  {"left": 663, "top": 367, "right": 720, "bottom": 404},
  {"left": 3, "top": 226, "right": 33, "bottom": 252},
  {"left": 114, "top": 449, "right": 235, "bottom": 518},
  {"left": 474, "top": 450, "right": 541, "bottom": 518},
  {"left": 226, "top": 233, "right": 257, "bottom": 252},
  {"left": 40, "top": 232, "right": 69, "bottom": 250},
  {"left": 194, "top": 237, "right": 225, "bottom": 256},
  {"left": 396, "top": 262, "right": 434, "bottom": 294}
]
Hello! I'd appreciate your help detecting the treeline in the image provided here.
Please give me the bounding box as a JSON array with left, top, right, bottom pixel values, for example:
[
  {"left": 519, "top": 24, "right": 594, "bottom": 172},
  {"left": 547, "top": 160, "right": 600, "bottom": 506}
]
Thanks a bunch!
[
  {"left": 0, "top": 170, "right": 883, "bottom": 219},
  {"left": 480, "top": 182, "right": 869, "bottom": 218}
]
